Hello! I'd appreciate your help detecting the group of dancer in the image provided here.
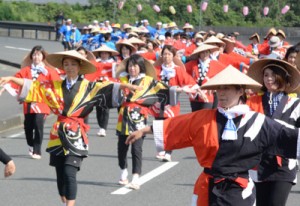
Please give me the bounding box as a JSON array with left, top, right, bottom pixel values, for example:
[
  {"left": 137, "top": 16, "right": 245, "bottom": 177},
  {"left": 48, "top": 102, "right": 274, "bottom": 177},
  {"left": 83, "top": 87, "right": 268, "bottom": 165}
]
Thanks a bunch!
[{"left": 1, "top": 24, "right": 300, "bottom": 206}]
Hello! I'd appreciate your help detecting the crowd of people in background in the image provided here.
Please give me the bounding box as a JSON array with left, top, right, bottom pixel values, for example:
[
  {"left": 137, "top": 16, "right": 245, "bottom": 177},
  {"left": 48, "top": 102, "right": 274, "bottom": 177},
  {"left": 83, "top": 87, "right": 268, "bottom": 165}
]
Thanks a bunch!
[{"left": 1, "top": 16, "right": 300, "bottom": 206}]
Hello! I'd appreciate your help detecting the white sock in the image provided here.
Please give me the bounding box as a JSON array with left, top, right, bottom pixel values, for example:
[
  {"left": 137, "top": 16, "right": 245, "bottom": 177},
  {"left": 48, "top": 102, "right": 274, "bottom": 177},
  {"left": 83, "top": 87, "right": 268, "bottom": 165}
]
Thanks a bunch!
[
  {"left": 120, "top": 169, "right": 128, "bottom": 180},
  {"left": 132, "top": 174, "right": 140, "bottom": 184}
]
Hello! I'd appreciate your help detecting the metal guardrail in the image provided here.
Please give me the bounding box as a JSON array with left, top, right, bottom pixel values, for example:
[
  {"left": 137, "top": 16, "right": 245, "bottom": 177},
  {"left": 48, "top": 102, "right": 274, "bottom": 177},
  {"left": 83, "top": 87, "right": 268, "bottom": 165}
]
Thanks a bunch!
[{"left": 0, "top": 21, "right": 55, "bottom": 40}]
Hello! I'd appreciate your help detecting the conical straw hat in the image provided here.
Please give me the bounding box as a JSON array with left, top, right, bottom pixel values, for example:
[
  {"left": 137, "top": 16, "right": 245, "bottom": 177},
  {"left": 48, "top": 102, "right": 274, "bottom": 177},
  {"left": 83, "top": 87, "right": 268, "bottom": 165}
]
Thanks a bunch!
[
  {"left": 247, "top": 58, "right": 300, "bottom": 93},
  {"left": 189, "top": 44, "right": 219, "bottom": 60},
  {"left": 45, "top": 50, "right": 96, "bottom": 75},
  {"left": 201, "top": 65, "right": 262, "bottom": 90},
  {"left": 92, "top": 45, "right": 119, "bottom": 56}
]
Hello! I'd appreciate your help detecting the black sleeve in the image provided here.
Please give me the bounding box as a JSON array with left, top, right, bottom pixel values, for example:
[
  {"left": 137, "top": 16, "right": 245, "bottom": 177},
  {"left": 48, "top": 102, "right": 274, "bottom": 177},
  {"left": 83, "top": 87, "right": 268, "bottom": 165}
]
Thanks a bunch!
[
  {"left": 260, "top": 116, "right": 299, "bottom": 159},
  {"left": 0, "top": 148, "right": 12, "bottom": 164}
]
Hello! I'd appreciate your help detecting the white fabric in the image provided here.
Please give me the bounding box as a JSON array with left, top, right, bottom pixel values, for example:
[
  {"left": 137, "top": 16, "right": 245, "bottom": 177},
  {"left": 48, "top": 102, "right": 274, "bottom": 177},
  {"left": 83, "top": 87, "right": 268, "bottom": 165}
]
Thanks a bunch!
[
  {"left": 31, "top": 63, "right": 48, "bottom": 77},
  {"left": 217, "top": 105, "right": 250, "bottom": 140},
  {"left": 129, "top": 73, "right": 145, "bottom": 84},
  {"left": 161, "top": 62, "right": 176, "bottom": 79}
]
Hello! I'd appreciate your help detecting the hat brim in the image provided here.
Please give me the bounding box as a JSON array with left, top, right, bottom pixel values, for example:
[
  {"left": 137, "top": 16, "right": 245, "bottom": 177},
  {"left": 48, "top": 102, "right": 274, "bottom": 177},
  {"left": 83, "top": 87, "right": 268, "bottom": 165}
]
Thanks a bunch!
[
  {"left": 248, "top": 58, "right": 300, "bottom": 93},
  {"left": 115, "top": 41, "right": 137, "bottom": 54},
  {"left": 92, "top": 46, "right": 119, "bottom": 56},
  {"left": 21, "top": 52, "right": 55, "bottom": 70},
  {"left": 116, "top": 57, "right": 157, "bottom": 80},
  {"left": 222, "top": 38, "right": 235, "bottom": 53},
  {"left": 46, "top": 50, "right": 96, "bottom": 75},
  {"left": 201, "top": 65, "right": 262, "bottom": 90},
  {"left": 188, "top": 44, "right": 219, "bottom": 60}
]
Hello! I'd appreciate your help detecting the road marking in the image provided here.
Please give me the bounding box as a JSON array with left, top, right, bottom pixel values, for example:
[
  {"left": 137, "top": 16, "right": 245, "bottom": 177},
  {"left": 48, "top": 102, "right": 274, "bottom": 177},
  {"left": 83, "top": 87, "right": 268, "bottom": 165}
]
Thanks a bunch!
[
  {"left": 111, "top": 161, "right": 179, "bottom": 195},
  {"left": 9, "top": 132, "right": 24, "bottom": 138},
  {"left": 5, "top": 46, "right": 31, "bottom": 51}
]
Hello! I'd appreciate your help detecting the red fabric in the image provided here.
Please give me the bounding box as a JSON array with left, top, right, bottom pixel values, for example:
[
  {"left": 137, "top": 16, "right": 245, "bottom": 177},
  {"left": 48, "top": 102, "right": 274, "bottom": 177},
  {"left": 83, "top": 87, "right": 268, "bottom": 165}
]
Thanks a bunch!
[
  {"left": 57, "top": 115, "right": 90, "bottom": 144},
  {"left": 11, "top": 65, "right": 60, "bottom": 114},
  {"left": 235, "top": 40, "right": 247, "bottom": 51},
  {"left": 185, "top": 59, "right": 226, "bottom": 102}
]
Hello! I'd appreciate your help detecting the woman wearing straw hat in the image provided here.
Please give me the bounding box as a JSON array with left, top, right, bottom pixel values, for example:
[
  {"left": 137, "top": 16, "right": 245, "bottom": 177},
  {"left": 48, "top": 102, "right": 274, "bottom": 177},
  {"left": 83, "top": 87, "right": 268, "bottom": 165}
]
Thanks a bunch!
[
  {"left": 247, "top": 58, "right": 300, "bottom": 206},
  {"left": 284, "top": 46, "right": 299, "bottom": 70},
  {"left": 91, "top": 45, "right": 119, "bottom": 137},
  {"left": 115, "top": 54, "right": 189, "bottom": 190},
  {"left": 0, "top": 50, "right": 139, "bottom": 206},
  {"left": 126, "top": 65, "right": 300, "bottom": 206},
  {"left": 204, "top": 36, "right": 250, "bottom": 73},
  {"left": 185, "top": 43, "right": 226, "bottom": 111},
  {"left": 153, "top": 45, "right": 203, "bottom": 162},
  {"left": 245, "top": 33, "right": 261, "bottom": 60},
  {"left": 0, "top": 45, "right": 60, "bottom": 160},
  {"left": 115, "top": 39, "right": 137, "bottom": 61}
]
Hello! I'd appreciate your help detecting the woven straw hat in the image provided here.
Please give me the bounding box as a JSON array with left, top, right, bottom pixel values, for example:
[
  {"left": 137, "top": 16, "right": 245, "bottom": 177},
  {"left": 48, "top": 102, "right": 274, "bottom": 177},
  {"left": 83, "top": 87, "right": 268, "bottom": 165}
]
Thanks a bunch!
[
  {"left": 249, "top": 33, "right": 260, "bottom": 43},
  {"left": 264, "top": 27, "right": 277, "bottom": 39},
  {"left": 92, "top": 45, "right": 119, "bottom": 56},
  {"left": 115, "top": 39, "right": 137, "bottom": 53},
  {"left": 188, "top": 44, "right": 219, "bottom": 60},
  {"left": 201, "top": 65, "right": 262, "bottom": 90},
  {"left": 247, "top": 58, "right": 300, "bottom": 93},
  {"left": 128, "top": 37, "right": 146, "bottom": 46},
  {"left": 21, "top": 51, "right": 55, "bottom": 69},
  {"left": 222, "top": 38, "right": 235, "bottom": 53},
  {"left": 115, "top": 55, "right": 157, "bottom": 79},
  {"left": 45, "top": 50, "right": 96, "bottom": 75},
  {"left": 204, "top": 36, "right": 226, "bottom": 47}
]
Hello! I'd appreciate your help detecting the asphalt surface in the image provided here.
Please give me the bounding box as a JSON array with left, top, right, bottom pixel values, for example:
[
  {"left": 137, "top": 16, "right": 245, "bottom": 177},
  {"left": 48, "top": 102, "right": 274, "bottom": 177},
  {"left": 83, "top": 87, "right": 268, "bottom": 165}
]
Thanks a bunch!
[{"left": 0, "top": 37, "right": 299, "bottom": 206}]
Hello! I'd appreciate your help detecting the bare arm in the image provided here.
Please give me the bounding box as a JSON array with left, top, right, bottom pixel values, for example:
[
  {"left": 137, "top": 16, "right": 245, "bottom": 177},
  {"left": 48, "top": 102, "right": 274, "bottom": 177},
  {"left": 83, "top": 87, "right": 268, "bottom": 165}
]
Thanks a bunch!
[
  {"left": 126, "top": 126, "right": 153, "bottom": 145},
  {"left": 0, "top": 76, "right": 24, "bottom": 87}
]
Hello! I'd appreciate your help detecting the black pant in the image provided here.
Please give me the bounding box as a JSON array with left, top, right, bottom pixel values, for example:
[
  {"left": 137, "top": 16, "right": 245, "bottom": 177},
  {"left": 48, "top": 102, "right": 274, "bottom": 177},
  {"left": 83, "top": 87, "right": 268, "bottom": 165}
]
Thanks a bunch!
[
  {"left": 96, "top": 106, "right": 109, "bottom": 130},
  {"left": 255, "top": 181, "right": 293, "bottom": 206},
  {"left": 51, "top": 155, "right": 82, "bottom": 200},
  {"left": 24, "top": 113, "right": 46, "bottom": 155},
  {"left": 190, "top": 92, "right": 218, "bottom": 112},
  {"left": 118, "top": 135, "right": 144, "bottom": 174}
]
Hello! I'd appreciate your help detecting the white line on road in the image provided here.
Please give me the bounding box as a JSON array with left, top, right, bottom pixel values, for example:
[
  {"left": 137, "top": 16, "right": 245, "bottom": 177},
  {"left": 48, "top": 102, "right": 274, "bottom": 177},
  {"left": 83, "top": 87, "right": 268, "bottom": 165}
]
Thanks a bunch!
[
  {"left": 9, "top": 132, "right": 24, "bottom": 138},
  {"left": 111, "top": 161, "right": 179, "bottom": 195},
  {"left": 5, "top": 46, "right": 31, "bottom": 51}
]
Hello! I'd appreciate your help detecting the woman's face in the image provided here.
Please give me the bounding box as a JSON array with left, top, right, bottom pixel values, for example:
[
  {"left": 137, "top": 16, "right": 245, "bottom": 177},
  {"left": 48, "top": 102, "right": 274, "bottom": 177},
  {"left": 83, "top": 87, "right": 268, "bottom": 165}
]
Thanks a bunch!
[
  {"left": 128, "top": 61, "right": 140, "bottom": 78},
  {"left": 216, "top": 85, "right": 244, "bottom": 108},
  {"left": 147, "top": 42, "right": 153, "bottom": 50},
  {"left": 121, "top": 46, "right": 130, "bottom": 58},
  {"left": 263, "top": 68, "right": 279, "bottom": 92},
  {"left": 77, "top": 49, "right": 87, "bottom": 58},
  {"left": 100, "top": 52, "right": 110, "bottom": 60},
  {"left": 162, "top": 48, "right": 174, "bottom": 65},
  {"left": 199, "top": 50, "right": 210, "bottom": 61},
  {"left": 287, "top": 52, "right": 297, "bottom": 66},
  {"left": 63, "top": 58, "right": 80, "bottom": 79},
  {"left": 31, "top": 50, "right": 44, "bottom": 65}
]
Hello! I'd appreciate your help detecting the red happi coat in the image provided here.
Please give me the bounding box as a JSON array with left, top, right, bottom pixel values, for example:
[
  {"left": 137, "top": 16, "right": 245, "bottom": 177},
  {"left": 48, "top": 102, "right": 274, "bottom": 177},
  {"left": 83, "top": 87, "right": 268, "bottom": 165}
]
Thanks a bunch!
[
  {"left": 155, "top": 64, "right": 196, "bottom": 117},
  {"left": 185, "top": 59, "right": 226, "bottom": 103},
  {"left": 8, "top": 65, "right": 60, "bottom": 114}
]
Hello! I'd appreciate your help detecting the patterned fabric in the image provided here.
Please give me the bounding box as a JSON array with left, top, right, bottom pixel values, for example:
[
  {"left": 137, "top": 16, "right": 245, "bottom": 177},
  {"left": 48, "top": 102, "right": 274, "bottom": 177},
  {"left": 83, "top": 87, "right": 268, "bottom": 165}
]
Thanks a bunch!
[
  {"left": 217, "top": 105, "right": 250, "bottom": 140},
  {"left": 117, "top": 75, "right": 175, "bottom": 135},
  {"left": 247, "top": 93, "right": 300, "bottom": 184},
  {"left": 152, "top": 108, "right": 299, "bottom": 206},
  {"left": 19, "top": 77, "right": 122, "bottom": 157},
  {"left": 267, "top": 92, "right": 284, "bottom": 115}
]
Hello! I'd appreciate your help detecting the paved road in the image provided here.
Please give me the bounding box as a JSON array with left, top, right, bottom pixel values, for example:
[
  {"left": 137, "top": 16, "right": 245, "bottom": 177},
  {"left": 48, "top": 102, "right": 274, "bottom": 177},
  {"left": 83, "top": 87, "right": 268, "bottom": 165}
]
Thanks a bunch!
[{"left": 0, "top": 37, "right": 299, "bottom": 206}]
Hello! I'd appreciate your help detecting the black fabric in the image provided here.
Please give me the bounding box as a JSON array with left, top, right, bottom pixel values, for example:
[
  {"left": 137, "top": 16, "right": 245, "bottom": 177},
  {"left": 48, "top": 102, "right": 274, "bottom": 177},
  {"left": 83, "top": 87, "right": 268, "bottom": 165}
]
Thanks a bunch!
[
  {"left": 118, "top": 135, "right": 144, "bottom": 174},
  {"left": 24, "top": 113, "right": 46, "bottom": 155},
  {"left": 55, "top": 163, "right": 79, "bottom": 200},
  {"left": 190, "top": 101, "right": 213, "bottom": 112},
  {"left": 96, "top": 106, "right": 110, "bottom": 129},
  {"left": 208, "top": 177, "right": 256, "bottom": 206},
  {"left": 255, "top": 181, "right": 293, "bottom": 206},
  {"left": 0, "top": 148, "right": 12, "bottom": 164}
]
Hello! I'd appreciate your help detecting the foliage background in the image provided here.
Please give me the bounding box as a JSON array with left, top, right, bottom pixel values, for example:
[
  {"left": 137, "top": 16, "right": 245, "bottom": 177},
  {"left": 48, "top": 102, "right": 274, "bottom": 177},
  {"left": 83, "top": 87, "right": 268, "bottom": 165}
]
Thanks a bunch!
[{"left": 0, "top": 0, "right": 299, "bottom": 27}]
